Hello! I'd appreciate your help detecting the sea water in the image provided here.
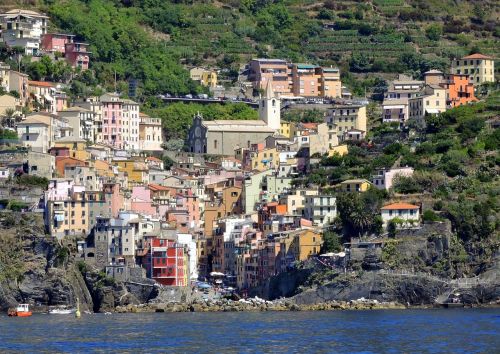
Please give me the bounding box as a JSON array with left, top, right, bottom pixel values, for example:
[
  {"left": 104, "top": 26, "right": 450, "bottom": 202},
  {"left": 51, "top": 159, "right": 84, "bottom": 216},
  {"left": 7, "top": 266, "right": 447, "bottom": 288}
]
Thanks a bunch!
[{"left": 1, "top": 309, "right": 499, "bottom": 353}]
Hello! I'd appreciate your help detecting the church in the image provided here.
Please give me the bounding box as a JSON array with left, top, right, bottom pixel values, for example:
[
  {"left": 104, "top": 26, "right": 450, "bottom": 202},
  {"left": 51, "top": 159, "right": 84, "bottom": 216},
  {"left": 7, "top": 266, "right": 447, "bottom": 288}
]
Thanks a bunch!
[{"left": 187, "top": 81, "right": 280, "bottom": 155}]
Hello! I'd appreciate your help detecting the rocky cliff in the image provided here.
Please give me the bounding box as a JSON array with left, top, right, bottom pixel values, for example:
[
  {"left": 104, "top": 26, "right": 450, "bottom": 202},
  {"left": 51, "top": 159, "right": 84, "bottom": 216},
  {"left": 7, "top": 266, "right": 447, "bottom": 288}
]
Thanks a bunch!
[
  {"left": 257, "top": 222, "right": 500, "bottom": 306},
  {"left": 0, "top": 212, "right": 159, "bottom": 313},
  {"left": 0, "top": 212, "right": 94, "bottom": 312}
]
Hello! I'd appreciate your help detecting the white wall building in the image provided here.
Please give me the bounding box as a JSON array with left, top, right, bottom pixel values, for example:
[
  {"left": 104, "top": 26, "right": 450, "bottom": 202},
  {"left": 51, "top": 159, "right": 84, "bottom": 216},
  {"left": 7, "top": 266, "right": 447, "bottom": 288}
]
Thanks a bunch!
[
  {"left": 304, "top": 194, "right": 337, "bottom": 227},
  {"left": 381, "top": 203, "right": 420, "bottom": 228},
  {"left": 122, "top": 99, "right": 140, "bottom": 151},
  {"left": 372, "top": 167, "right": 414, "bottom": 191}
]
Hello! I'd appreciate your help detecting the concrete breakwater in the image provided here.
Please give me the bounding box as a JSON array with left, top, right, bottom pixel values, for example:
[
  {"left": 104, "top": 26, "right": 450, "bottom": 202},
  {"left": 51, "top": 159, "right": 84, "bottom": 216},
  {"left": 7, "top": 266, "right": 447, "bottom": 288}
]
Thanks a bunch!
[{"left": 115, "top": 297, "right": 407, "bottom": 313}]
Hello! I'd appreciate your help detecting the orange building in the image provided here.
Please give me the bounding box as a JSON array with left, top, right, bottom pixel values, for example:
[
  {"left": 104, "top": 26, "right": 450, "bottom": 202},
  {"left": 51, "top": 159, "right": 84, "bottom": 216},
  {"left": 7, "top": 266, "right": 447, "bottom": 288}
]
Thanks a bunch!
[
  {"left": 440, "top": 74, "right": 478, "bottom": 108},
  {"left": 55, "top": 156, "right": 87, "bottom": 177}
]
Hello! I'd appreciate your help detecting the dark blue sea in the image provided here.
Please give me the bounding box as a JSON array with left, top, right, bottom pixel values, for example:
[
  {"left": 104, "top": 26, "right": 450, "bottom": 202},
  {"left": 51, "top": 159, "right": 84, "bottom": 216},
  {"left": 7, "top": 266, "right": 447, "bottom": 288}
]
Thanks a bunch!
[{"left": 1, "top": 309, "right": 499, "bottom": 353}]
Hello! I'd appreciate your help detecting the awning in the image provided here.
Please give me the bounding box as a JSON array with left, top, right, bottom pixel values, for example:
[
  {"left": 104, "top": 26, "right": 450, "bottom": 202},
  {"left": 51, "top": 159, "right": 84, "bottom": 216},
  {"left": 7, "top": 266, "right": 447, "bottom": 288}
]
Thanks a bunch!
[
  {"left": 44, "top": 94, "right": 53, "bottom": 102},
  {"left": 210, "top": 271, "right": 225, "bottom": 277}
]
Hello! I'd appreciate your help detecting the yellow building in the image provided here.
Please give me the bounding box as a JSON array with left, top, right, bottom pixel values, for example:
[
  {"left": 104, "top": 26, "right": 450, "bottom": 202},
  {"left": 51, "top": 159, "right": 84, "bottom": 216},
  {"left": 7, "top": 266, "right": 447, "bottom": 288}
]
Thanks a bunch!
[
  {"left": 296, "top": 230, "right": 323, "bottom": 260},
  {"left": 339, "top": 179, "right": 372, "bottom": 192},
  {"left": 278, "top": 229, "right": 323, "bottom": 270},
  {"left": 250, "top": 147, "right": 280, "bottom": 171},
  {"left": 451, "top": 53, "right": 495, "bottom": 84},
  {"left": 326, "top": 104, "right": 367, "bottom": 142},
  {"left": 93, "top": 159, "right": 114, "bottom": 178},
  {"left": 328, "top": 144, "right": 349, "bottom": 157},
  {"left": 189, "top": 67, "right": 217, "bottom": 88},
  {"left": 114, "top": 159, "right": 149, "bottom": 187},
  {"left": 280, "top": 121, "right": 294, "bottom": 138},
  {"left": 54, "top": 137, "right": 90, "bottom": 161}
]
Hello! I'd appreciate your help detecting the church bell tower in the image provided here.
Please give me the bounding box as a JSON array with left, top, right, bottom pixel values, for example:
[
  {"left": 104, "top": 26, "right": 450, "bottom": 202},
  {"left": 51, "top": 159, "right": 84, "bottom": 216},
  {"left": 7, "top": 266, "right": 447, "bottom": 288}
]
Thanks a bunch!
[{"left": 259, "top": 79, "right": 281, "bottom": 131}]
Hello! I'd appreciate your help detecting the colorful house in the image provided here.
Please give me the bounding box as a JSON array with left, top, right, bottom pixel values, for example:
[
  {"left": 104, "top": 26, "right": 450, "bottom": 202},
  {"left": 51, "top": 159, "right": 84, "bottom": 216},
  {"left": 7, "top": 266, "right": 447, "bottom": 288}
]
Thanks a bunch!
[
  {"left": 64, "top": 42, "right": 90, "bottom": 70},
  {"left": 143, "top": 236, "right": 187, "bottom": 286},
  {"left": 381, "top": 202, "right": 420, "bottom": 228},
  {"left": 339, "top": 179, "right": 372, "bottom": 193}
]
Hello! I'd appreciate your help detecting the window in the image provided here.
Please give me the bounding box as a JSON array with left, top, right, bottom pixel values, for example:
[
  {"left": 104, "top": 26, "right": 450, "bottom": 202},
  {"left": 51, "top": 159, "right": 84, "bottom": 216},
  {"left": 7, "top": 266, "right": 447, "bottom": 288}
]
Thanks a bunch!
[{"left": 214, "top": 140, "right": 218, "bottom": 149}]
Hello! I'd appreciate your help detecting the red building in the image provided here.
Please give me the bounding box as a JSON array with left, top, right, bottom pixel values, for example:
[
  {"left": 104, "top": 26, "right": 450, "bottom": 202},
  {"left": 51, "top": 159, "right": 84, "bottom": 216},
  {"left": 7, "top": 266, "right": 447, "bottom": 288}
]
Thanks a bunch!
[
  {"left": 64, "top": 42, "right": 90, "bottom": 70},
  {"left": 41, "top": 33, "right": 74, "bottom": 54},
  {"left": 440, "top": 74, "right": 478, "bottom": 108},
  {"left": 143, "top": 236, "right": 187, "bottom": 286}
]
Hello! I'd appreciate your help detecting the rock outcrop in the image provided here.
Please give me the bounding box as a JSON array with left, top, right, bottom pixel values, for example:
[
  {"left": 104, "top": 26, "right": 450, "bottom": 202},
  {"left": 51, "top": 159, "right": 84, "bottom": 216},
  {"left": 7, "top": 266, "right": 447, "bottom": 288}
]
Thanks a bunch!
[{"left": 0, "top": 213, "right": 94, "bottom": 312}]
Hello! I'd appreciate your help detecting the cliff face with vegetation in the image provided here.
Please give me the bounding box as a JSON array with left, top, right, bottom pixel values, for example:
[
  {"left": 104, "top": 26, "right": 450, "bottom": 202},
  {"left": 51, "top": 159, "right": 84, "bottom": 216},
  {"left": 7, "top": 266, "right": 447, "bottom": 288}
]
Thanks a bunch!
[
  {"left": 0, "top": 213, "right": 94, "bottom": 311},
  {"left": 256, "top": 222, "right": 500, "bottom": 306},
  {"left": 0, "top": 212, "right": 158, "bottom": 312}
]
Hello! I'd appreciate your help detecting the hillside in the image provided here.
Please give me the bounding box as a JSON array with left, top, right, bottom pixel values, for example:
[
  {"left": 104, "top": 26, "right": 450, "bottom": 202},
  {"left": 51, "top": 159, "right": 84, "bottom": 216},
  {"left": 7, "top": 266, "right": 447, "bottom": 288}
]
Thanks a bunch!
[{"left": 2, "top": 0, "right": 498, "bottom": 97}]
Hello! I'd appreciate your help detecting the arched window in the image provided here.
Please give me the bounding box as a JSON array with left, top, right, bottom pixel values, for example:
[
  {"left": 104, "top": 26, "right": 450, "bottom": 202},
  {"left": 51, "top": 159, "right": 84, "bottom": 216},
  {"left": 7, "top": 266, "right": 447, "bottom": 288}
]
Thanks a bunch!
[{"left": 272, "top": 99, "right": 276, "bottom": 107}]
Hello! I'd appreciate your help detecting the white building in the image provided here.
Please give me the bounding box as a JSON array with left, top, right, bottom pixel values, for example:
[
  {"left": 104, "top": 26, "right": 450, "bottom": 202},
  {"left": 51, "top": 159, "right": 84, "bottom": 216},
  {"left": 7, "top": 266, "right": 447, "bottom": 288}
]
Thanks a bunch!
[
  {"left": 372, "top": 167, "right": 414, "bottom": 191},
  {"left": 408, "top": 85, "right": 447, "bottom": 122},
  {"left": 0, "top": 9, "right": 48, "bottom": 55},
  {"left": 304, "top": 194, "right": 336, "bottom": 227},
  {"left": 381, "top": 203, "right": 420, "bottom": 228},
  {"left": 74, "top": 98, "right": 103, "bottom": 144},
  {"left": 17, "top": 113, "right": 72, "bottom": 153},
  {"left": 259, "top": 79, "right": 281, "bottom": 131},
  {"left": 122, "top": 99, "right": 140, "bottom": 151},
  {"left": 58, "top": 106, "right": 95, "bottom": 142},
  {"left": 177, "top": 233, "right": 198, "bottom": 281}
]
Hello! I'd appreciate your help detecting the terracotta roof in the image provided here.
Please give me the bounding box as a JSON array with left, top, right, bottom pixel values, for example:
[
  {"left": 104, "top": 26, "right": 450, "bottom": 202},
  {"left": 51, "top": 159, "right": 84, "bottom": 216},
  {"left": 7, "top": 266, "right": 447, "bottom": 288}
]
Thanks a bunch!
[
  {"left": 148, "top": 183, "right": 171, "bottom": 192},
  {"left": 381, "top": 203, "right": 419, "bottom": 210},
  {"left": 300, "top": 123, "right": 319, "bottom": 130},
  {"left": 462, "top": 53, "right": 494, "bottom": 60},
  {"left": 146, "top": 156, "right": 162, "bottom": 162},
  {"left": 28, "top": 80, "right": 55, "bottom": 87}
]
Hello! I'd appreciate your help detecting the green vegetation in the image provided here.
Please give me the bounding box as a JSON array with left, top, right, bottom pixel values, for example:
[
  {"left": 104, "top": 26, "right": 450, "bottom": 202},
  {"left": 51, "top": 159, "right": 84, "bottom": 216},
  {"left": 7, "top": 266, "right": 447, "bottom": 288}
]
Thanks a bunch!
[
  {"left": 321, "top": 231, "right": 342, "bottom": 253},
  {"left": 15, "top": 175, "right": 49, "bottom": 189},
  {"left": 144, "top": 101, "right": 258, "bottom": 140},
  {"left": 14, "top": 0, "right": 494, "bottom": 100},
  {"left": 44, "top": 0, "right": 200, "bottom": 96},
  {"left": 0, "top": 128, "right": 18, "bottom": 140},
  {"left": 305, "top": 91, "right": 499, "bottom": 276},
  {"left": 283, "top": 109, "right": 325, "bottom": 123},
  {"left": 335, "top": 189, "right": 385, "bottom": 237}
]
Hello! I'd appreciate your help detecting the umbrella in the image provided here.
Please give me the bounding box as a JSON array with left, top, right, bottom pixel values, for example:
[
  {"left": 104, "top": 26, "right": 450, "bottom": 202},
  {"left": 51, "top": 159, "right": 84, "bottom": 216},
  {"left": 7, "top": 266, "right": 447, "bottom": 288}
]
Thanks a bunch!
[{"left": 197, "top": 282, "right": 212, "bottom": 289}]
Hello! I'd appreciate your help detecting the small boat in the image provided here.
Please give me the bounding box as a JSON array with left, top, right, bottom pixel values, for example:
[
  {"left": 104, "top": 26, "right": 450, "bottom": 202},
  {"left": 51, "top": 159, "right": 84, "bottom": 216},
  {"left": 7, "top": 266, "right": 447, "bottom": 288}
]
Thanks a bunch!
[
  {"left": 8, "top": 304, "right": 32, "bottom": 317},
  {"left": 49, "top": 308, "right": 75, "bottom": 315}
]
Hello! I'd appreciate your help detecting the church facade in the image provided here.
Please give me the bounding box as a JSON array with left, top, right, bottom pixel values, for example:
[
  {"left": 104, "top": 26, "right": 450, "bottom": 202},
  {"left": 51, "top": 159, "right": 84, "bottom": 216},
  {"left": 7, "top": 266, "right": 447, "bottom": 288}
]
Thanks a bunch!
[{"left": 187, "top": 81, "right": 280, "bottom": 156}]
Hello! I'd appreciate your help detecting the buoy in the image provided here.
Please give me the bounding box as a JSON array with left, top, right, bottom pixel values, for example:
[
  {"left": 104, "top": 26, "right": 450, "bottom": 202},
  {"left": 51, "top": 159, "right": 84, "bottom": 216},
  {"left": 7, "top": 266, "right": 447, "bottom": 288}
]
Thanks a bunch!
[{"left": 75, "top": 297, "right": 81, "bottom": 319}]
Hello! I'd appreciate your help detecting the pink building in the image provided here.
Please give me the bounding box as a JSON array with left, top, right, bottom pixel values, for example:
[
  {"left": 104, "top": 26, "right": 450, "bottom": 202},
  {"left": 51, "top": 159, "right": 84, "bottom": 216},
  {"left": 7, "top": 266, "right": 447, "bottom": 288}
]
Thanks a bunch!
[
  {"left": 41, "top": 33, "right": 74, "bottom": 54},
  {"left": 100, "top": 93, "right": 123, "bottom": 149},
  {"left": 103, "top": 183, "right": 122, "bottom": 218},
  {"left": 130, "top": 185, "right": 157, "bottom": 217},
  {"left": 65, "top": 42, "right": 90, "bottom": 70},
  {"left": 175, "top": 191, "right": 200, "bottom": 230},
  {"left": 248, "top": 59, "right": 292, "bottom": 95}
]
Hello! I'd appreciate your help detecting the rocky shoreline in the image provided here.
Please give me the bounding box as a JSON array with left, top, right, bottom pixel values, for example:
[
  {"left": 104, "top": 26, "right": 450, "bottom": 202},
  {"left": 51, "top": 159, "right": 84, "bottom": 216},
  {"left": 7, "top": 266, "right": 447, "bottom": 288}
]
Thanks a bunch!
[{"left": 114, "top": 297, "right": 408, "bottom": 313}]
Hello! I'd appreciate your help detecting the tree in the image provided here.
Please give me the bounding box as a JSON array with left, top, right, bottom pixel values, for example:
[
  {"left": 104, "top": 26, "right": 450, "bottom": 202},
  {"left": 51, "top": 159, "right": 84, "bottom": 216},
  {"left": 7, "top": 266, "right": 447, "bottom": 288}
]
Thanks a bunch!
[
  {"left": 426, "top": 24, "right": 443, "bottom": 41},
  {"left": 387, "top": 220, "right": 397, "bottom": 238},
  {"left": 321, "top": 231, "right": 342, "bottom": 253},
  {"left": 336, "top": 190, "right": 384, "bottom": 238}
]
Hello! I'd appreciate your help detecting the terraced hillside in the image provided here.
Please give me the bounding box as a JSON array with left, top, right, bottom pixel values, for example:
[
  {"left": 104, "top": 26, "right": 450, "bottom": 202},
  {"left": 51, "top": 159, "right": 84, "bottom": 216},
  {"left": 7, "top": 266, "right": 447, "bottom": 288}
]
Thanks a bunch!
[{"left": 1, "top": 0, "right": 498, "bottom": 94}]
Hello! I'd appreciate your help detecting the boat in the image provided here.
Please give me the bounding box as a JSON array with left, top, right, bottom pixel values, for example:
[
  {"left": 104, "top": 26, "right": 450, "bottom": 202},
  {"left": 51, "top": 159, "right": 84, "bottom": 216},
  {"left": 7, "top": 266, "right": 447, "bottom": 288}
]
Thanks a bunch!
[
  {"left": 8, "top": 304, "right": 32, "bottom": 317},
  {"left": 49, "top": 308, "right": 75, "bottom": 315}
]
